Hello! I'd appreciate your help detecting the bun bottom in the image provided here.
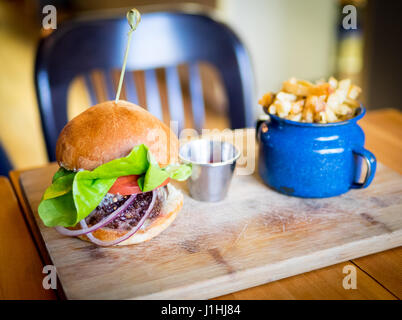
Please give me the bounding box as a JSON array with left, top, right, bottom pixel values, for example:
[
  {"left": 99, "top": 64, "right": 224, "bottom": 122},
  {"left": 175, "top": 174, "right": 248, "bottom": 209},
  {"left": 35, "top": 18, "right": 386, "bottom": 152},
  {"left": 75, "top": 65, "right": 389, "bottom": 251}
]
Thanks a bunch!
[{"left": 78, "top": 184, "right": 183, "bottom": 246}]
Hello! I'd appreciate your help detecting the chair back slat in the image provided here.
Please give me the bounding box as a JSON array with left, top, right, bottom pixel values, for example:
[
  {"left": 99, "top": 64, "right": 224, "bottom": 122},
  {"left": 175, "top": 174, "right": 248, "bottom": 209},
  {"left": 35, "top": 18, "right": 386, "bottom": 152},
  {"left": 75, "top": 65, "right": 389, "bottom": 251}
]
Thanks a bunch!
[
  {"left": 144, "top": 69, "right": 163, "bottom": 120},
  {"left": 124, "top": 71, "right": 139, "bottom": 104},
  {"left": 83, "top": 73, "right": 97, "bottom": 105},
  {"left": 188, "top": 63, "right": 205, "bottom": 132},
  {"left": 165, "top": 66, "right": 185, "bottom": 132},
  {"left": 104, "top": 69, "right": 116, "bottom": 100}
]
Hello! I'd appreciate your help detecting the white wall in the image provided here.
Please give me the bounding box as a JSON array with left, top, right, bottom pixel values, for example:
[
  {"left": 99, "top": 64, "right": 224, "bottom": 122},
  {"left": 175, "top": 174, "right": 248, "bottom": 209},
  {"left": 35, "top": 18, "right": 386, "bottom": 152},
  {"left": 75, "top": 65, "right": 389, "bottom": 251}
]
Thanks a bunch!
[{"left": 217, "top": 0, "right": 337, "bottom": 110}]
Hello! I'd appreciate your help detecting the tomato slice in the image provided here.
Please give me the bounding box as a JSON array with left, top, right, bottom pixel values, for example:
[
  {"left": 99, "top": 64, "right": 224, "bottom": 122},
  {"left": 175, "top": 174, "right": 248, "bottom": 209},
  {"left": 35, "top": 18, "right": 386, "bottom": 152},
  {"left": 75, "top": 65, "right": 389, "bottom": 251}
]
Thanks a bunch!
[{"left": 108, "top": 175, "right": 170, "bottom": 195}]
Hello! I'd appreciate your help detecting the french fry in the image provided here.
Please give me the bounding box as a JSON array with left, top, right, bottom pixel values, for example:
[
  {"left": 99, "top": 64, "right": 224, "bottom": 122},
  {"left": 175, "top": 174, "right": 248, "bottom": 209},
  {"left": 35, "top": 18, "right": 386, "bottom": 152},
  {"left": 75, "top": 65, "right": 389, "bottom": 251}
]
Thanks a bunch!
[
  {"left": 344, "top": 97, "right": 359, "bottom": 108},
  {"left": 268, "top": 104, "right": 276, "bottom": 115},
  {"left": 302, "top": 107, "right": 314, "bottom": 123},
  {"left": 259, "top": 76, "right": 361, "bottom": 124},
  {"left": 337, "top": 79, "right": 351, "bottom": 100},
  {"left": 286, "top": 113, "right": 302, "bottom": 122},
  {"left": 328, "top": 76, "right": 338, "bottom": 89},
  {"left": 336, "top": 104, "right": 353, "bottom": 116},
  {"left": 290, "top": 99, "right": 304, "bottom": 114},
  {"left": 296, "top": 78, "right": 313, "bottom": 87},
  {"left": 315, "top": 111, "right": 327, "bottom": 123},
  {"left": 347, "top": 85, "right": 362, "bottom": 100},
  {"left": 327, "top": 79, "right": 350, "bottom": 112},
  {"left": 276, "top": 100, "right": 292, "bottom": 118},
  {"left": 276, "top": 91, "right": 297, "bottom": 102},
  {"left": 325, "top": 108, "right": 338, "bottom": 122},
  {"left": 305, "top": 95, "right": 326, "bottom": 113},
  {"left": 282, "top": 78, "right": 331, "bottom": 96},
  {"left": 258, "top": 92, "right": 275, "bottom": 108}
]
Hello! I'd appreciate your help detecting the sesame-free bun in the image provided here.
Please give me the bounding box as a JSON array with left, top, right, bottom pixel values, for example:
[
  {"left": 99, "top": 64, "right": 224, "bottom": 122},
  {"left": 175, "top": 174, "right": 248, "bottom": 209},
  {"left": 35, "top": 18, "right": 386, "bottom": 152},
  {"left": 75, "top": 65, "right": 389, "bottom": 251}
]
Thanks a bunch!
[
  {"left": 78, "top": 183, "right": 183, "bottom": 245},
  {"left": 56, "top": 100, "right": 178, "bottom": 171}
]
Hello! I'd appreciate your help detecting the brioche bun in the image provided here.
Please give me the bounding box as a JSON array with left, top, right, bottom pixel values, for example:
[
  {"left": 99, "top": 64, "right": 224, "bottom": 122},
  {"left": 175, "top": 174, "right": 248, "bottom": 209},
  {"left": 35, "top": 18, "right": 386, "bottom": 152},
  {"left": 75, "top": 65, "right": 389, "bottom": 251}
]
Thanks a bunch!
[
  {"left": 78, "top": 184, "right": 183, "bottom": 245},
  {"left": 56, "top": 100, "right": 178, "bottom": 171}
]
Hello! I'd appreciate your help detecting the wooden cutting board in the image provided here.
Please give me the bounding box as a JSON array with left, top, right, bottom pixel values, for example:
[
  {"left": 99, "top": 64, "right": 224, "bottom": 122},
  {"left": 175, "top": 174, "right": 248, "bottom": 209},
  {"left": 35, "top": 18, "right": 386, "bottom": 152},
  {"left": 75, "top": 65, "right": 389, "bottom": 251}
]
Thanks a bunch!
[{"left": 18, "top": 130, "right": 402, "bottom": 299}]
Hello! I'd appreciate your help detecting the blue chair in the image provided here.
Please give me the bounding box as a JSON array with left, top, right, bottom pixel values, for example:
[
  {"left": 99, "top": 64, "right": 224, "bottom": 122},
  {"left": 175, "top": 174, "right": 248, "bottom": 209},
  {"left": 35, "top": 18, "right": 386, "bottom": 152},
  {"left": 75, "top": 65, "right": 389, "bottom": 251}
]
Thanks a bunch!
[
  {"left": 0, "top": 142, "right": 12, "bottom": 176},
  {"left": 35, "top": 11, "right": 255, "bottom": 162}
]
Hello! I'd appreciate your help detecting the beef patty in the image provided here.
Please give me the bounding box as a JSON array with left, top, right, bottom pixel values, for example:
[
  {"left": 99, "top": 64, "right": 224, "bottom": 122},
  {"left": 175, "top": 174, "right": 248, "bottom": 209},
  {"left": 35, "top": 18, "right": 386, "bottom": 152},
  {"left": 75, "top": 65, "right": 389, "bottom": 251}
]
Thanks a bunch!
[{"left": 85, "top": 187, "right": 168, "bottom": 230}]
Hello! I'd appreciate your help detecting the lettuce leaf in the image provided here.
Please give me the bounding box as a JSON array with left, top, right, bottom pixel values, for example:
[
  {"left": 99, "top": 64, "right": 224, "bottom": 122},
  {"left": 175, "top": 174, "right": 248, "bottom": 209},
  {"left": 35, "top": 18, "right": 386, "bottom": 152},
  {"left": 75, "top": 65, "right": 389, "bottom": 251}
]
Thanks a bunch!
[
  {"left": 163, "top": 163, "right": 193, "bottom": 181},
  {"left": 43, "top": 168, "right": 75, "bottom": 200},
  {"left": 38, "top": 192, "right": 78, "bottom": 227},
  {"left": 38, "top": 144, "right": 191, "bottom": 227}
]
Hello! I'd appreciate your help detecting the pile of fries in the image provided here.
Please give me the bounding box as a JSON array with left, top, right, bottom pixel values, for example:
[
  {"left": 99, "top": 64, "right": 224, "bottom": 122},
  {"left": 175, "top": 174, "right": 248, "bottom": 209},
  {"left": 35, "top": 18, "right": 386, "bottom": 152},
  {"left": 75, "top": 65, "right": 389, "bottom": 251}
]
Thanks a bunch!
[{"left": 259, "top": 77, "right": 361, "bottom": 123}]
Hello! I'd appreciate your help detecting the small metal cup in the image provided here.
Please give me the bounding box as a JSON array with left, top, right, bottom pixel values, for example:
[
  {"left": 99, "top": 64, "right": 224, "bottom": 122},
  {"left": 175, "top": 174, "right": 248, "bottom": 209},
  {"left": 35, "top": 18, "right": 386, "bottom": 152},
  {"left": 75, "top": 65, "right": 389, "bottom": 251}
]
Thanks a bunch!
[{"left": 179, "top": 139, "right": 241, "bottom": 202}]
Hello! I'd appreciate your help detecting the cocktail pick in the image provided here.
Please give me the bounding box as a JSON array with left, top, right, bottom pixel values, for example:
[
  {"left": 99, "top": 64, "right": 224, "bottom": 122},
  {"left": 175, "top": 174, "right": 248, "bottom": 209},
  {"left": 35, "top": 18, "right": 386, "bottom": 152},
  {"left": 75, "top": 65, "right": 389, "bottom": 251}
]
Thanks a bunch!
[{"left": 115, "top": 8, "right": 141, "bottom": 103}]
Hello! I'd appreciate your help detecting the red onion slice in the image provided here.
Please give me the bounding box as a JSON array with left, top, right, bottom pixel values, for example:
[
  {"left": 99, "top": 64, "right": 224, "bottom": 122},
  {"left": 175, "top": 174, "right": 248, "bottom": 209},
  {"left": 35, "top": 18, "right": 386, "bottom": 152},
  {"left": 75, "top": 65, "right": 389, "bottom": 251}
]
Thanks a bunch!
[
  {"left": 55, "top": 194, "right": 137, "bottom": 237},
  {"left": 81, "top": 189, "right": 156, "bottom": 246}
]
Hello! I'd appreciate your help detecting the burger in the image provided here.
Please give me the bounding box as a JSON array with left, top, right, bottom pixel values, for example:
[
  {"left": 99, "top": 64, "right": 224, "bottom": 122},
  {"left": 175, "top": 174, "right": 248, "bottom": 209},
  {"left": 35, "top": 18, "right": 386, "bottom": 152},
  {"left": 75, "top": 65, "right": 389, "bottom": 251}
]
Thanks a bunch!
[{"left": 38, "top": 100, "right": 191, "bottom": 246}]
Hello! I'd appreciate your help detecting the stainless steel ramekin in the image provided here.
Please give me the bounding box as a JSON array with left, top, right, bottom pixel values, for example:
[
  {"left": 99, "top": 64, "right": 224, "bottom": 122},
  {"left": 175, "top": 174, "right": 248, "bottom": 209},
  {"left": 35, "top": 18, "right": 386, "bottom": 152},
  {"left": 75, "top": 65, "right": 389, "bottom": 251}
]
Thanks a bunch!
[{"left": 179, "top": 139, "right": 241, "bottom": 202}]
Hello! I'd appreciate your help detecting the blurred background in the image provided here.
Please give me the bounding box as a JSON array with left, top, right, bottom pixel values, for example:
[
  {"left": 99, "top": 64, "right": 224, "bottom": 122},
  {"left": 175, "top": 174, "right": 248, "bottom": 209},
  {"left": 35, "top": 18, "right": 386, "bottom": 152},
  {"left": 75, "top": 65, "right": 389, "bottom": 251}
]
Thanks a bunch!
[{"left": 0, "top": 0, "right": 401, "bottom": 171}]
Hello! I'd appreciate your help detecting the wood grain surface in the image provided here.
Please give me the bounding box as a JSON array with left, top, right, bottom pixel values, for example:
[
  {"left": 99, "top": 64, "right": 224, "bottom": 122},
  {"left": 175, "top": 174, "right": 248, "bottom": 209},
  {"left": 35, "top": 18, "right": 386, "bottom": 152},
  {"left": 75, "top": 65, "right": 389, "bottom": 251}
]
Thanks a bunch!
[
  {"left": 16, "top": 129, "right": 402, "bottom": 299},
  {"left": 218, "top": 260, "right": 397, "bottom": 300}
]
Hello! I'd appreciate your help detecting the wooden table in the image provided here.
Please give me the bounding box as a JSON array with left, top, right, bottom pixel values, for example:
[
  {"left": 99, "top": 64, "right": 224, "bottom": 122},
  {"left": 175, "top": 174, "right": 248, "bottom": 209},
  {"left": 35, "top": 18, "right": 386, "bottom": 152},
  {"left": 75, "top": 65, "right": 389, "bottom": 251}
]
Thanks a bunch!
[
  {"left": 5, "top": 109, "right": 402, "bottom": 300},
  {"left": 0, "top": 177, "right": 56, "bottom": 299}
]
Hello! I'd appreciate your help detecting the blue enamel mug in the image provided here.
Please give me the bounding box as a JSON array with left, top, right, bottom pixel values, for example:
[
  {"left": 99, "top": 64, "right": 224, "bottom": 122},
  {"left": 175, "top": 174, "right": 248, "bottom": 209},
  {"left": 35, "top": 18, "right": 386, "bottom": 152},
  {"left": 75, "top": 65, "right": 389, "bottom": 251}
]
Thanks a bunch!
[{"left": 257, "top": 106, "right": 376, "bottom": 198}]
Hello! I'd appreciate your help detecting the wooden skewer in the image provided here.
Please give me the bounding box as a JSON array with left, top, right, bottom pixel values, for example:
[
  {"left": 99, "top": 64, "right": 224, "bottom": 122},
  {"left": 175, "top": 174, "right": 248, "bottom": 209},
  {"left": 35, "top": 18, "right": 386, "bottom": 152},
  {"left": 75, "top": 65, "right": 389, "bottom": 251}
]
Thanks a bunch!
[{"left": 115, "top": 9, "right": 141, "bottom": 103}]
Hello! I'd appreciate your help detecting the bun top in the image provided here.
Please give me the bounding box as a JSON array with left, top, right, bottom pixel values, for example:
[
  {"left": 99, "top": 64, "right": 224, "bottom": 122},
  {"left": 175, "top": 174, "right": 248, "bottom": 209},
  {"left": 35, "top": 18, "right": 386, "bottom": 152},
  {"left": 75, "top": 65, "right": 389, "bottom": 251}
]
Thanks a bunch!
[{"left": 56, "top": 100, "right": 179, "bottom": 171}]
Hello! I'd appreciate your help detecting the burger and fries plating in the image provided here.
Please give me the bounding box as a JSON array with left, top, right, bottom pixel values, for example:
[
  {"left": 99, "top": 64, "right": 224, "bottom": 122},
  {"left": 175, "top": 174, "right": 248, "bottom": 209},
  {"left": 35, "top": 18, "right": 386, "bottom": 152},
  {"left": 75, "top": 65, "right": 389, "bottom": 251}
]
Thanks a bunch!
[{"left": 38, "top": 7, "right": 371, "bottom": 247}]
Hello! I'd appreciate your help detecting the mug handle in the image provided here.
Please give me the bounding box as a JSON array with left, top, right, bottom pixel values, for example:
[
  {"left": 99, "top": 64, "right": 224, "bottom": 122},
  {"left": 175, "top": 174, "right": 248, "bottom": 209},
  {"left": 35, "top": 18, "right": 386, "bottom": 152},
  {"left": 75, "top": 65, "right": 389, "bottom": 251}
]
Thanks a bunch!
[{"left": 351, "top": 146, "right": 377, "bottom": 189}]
